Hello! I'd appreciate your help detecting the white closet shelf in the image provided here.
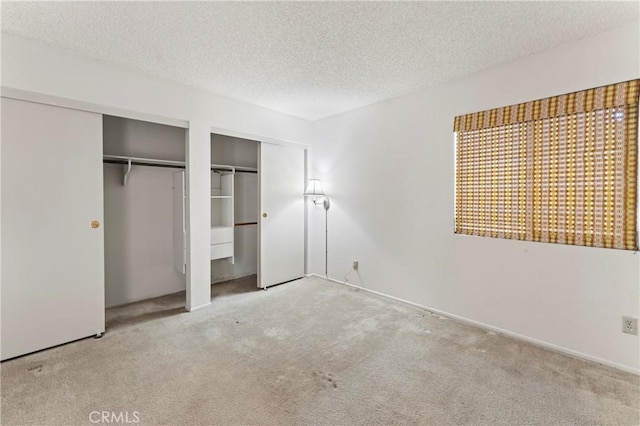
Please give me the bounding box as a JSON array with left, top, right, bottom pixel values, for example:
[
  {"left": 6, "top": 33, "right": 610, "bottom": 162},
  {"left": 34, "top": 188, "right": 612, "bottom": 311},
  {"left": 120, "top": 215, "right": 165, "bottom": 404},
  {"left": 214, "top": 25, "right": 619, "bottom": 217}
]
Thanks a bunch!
[
  {"left": 212, "top": 163, "right": 257, "bottom": 173},
  {"left": 103, "top": 155, "right": 186, "bottom": 167}
]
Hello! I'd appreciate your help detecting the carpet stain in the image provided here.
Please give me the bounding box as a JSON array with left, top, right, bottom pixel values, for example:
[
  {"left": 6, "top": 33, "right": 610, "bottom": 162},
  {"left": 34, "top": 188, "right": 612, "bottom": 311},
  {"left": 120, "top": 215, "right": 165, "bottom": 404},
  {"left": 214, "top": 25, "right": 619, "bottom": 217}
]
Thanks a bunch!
[
  {"left": 25, "top": 361, "right": 66, "bottom": 377},
  {"left": 27, "top": 365, "right": 43, "bottom": 375},
  {"left": 313, "top": 371, "right": 338, "bottom": 389}
]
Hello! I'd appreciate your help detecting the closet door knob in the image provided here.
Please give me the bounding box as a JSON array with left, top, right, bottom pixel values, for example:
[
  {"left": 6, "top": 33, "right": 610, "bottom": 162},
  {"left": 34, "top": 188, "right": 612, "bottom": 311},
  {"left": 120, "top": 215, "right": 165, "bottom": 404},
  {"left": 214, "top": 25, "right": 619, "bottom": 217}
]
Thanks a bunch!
[
  {"left": 91, "top": 220, "right": 100, "bottom": 229},
  {"left": 262, "top": 213, "right": 267, "bottom": 218}
]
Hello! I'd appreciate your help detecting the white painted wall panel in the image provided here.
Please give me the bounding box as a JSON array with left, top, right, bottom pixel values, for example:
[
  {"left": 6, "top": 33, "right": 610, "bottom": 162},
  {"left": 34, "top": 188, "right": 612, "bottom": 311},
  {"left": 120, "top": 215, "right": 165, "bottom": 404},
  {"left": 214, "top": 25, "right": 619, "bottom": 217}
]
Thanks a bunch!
[
  {"left": 103, "top": 115, "right": 186, "bottom": 161},
  {"left": 308, "top": 22, "right": 640, "bottom": 372},
  {"left": 210, "top": 134, "right": 259, "bottom": 168}
]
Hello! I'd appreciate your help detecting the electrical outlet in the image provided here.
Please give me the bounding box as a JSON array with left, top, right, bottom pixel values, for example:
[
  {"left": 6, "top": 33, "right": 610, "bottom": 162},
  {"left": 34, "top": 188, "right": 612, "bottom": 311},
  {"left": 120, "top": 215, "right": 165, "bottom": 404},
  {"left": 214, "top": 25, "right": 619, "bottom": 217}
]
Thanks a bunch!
[
  {"left": 352, "top": 260, "right": 358, "bottom": 270},
  {"left": 622, "top": 316, "right": 638, "bottom": 335}
]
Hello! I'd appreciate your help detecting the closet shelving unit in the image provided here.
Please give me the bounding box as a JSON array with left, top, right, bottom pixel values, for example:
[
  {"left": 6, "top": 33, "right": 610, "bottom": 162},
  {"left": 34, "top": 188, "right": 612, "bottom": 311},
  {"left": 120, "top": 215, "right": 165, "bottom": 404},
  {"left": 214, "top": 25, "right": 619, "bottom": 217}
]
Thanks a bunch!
[
  {"left": 209, "top": 163, "right": 258, "bottom": 262},
  {"left": 211, "top": 167, "right": 235, "bottom": 262}
]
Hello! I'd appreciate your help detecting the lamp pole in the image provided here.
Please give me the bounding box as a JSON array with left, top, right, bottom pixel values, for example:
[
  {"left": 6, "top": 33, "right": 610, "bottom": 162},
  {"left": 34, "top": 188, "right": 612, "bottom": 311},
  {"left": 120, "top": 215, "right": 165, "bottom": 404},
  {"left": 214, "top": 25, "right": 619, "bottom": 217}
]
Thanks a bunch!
[
  {"left": 304, "top": 179, "right": 330, "bottom": 278},
  {"left": 323, "top": 197, "right": 330, "bottom": 277}
]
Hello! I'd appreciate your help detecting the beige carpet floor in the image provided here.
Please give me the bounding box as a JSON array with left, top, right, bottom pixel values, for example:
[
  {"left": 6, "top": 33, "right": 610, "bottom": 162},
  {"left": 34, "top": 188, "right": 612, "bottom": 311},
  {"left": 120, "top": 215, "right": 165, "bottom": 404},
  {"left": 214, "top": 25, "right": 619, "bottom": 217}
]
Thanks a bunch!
[{"left": 1, "top": 276, "right": 638, "bottom": 425}]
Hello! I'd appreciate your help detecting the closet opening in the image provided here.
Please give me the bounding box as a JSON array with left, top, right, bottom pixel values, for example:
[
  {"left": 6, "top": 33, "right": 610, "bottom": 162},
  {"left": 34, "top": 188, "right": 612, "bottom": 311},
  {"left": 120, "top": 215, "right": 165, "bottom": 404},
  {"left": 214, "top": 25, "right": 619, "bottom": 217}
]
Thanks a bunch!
[
  {"left": 102, "top": 115, "right": 188, "bottom": 326},
  {"left": 209, "top": 133, "right": 260, "bottom": 298}
]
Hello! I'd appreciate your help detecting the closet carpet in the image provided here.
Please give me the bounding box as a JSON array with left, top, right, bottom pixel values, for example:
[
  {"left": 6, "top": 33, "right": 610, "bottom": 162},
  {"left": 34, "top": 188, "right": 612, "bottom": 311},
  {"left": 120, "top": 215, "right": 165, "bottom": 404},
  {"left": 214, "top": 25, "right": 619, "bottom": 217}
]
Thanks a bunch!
[{"left": 1, "top": 276, "right": 638, "bottom": 425}]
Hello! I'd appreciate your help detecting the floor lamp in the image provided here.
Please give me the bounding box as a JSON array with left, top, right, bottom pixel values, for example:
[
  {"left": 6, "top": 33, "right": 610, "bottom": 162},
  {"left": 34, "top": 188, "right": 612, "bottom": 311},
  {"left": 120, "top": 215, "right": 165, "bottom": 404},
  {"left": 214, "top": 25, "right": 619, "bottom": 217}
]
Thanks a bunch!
[{"left": 304, "top": 179, "right": 330, "bottom": 277}]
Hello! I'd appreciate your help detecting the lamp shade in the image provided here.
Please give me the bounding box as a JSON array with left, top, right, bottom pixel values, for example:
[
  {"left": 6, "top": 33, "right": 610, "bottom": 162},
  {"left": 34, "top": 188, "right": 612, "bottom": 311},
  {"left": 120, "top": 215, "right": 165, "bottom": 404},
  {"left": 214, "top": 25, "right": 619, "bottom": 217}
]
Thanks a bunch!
[{"left": 304, "top": 179, "right": 325, "bottom": 196}]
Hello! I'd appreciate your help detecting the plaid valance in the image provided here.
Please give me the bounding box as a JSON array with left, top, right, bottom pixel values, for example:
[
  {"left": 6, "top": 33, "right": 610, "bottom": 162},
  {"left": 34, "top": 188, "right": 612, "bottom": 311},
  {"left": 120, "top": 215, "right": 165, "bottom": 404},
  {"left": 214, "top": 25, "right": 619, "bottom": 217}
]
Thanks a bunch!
[{"left": 453, "top": 80, "right": 640, "bottom": 132}]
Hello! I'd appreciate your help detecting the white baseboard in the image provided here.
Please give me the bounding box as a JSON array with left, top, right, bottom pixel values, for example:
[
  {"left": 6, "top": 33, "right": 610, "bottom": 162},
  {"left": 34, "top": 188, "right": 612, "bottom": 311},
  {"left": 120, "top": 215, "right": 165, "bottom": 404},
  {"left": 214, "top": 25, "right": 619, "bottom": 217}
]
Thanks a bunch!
[
  {"left": 306, "top": 273, "right": 639, "bottom": 376},
  {"left": 186, "top": 301, "right": 211, "bottom": 312}
]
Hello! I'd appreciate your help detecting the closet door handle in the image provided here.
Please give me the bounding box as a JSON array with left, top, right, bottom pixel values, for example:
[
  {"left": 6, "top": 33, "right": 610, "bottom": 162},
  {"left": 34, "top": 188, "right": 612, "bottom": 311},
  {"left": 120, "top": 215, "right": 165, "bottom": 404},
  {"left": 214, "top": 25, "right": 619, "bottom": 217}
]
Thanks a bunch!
[
  {"left": 262, "top": 213, "right": 267, "bottom": 218},
  {"left": 90, "top": 220, "right": 100, "bottom": 229}
]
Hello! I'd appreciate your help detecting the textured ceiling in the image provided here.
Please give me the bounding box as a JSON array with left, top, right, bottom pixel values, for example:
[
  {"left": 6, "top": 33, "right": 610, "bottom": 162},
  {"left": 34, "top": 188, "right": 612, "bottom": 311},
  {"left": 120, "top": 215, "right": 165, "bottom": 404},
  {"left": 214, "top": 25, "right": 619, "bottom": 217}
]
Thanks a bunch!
[{"left": 1, "top": 1, "right": 638, "bottom": 120}]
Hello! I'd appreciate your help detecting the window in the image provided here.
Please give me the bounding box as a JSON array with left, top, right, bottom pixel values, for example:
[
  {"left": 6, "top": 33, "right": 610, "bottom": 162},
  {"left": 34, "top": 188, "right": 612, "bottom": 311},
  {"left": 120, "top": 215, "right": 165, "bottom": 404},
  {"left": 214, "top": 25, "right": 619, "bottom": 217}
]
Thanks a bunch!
[{"left": 454, "top": 80, "right": 639, "bottom": 250}]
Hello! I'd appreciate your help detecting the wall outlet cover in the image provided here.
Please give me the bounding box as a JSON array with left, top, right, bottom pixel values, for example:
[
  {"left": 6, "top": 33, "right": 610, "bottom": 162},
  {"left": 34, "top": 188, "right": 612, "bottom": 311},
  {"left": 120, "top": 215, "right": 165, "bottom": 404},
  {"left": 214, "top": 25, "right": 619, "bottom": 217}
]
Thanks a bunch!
[{"left": 622, "top": 316, "right": 638, "bottom": 335}]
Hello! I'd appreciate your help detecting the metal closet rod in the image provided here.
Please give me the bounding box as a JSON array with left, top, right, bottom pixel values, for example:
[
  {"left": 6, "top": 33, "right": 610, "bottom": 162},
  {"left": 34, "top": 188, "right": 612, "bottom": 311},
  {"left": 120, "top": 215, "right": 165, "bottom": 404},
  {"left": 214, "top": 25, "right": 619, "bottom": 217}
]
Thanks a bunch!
[
  {"left": 104, "top": 158, "right": 184, "bottom": 170},
  {"left": 235, "top": 222, "right": 258, "bottom": 227},
  {"left": 102, "top": 155, "right": 257, "bottom": 173}
]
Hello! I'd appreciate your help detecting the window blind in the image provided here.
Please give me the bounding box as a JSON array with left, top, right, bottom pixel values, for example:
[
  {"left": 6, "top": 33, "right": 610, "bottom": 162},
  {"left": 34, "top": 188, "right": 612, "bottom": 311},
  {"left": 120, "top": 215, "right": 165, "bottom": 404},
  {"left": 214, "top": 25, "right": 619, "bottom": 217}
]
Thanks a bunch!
[{"left": 454, "top": 80, "right": 639, "bottom": 250}]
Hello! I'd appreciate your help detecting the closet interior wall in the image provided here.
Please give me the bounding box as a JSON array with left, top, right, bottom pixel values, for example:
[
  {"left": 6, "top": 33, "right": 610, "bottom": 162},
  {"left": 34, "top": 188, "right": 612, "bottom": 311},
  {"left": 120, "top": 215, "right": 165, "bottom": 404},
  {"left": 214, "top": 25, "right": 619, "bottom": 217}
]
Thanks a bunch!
[
  {"left": 103, "top": 115, "right": 186, "bottom": 307},
  {"left": 211, "top": 133, "right": 259, "bottom": 284}
]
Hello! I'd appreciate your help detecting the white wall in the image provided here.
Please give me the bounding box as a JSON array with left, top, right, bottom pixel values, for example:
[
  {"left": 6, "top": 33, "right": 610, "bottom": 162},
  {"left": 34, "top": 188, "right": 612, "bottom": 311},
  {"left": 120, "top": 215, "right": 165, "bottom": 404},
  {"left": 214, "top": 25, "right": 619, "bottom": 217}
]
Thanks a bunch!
[
  {"left": 103, "top": 116, "right": 187, "bottom": 307},
  {"left": 1, "top": 33, "right": 311, "bottom": 311},
  {"left": 308, "top": 22, "right": 640, "bottom": 372},
  {"left": 104, "top": 165, "right": 186, "bottom": 307},
  {"left": 211, "top": 134, "right": 259, "bottom": 168},
  {"left": 103, "top": 115, "right": 186, "bottom": 161}
]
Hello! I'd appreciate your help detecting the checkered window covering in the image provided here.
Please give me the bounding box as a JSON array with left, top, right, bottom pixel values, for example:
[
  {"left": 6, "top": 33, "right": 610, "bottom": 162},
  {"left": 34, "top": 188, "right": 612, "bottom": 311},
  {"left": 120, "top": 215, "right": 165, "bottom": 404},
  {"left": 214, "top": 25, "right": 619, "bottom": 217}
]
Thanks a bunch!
[{"left": 454, "top": 80, "right": 639, "bottom": 250}]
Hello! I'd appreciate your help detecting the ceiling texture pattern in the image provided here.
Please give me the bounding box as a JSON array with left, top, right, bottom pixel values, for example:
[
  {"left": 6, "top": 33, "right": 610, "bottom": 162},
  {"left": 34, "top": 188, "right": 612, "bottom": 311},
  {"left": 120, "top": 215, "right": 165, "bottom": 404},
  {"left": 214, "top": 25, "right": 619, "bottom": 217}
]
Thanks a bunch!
[{"left": 2, "top": 1, "right": 638, "bottom": 120}]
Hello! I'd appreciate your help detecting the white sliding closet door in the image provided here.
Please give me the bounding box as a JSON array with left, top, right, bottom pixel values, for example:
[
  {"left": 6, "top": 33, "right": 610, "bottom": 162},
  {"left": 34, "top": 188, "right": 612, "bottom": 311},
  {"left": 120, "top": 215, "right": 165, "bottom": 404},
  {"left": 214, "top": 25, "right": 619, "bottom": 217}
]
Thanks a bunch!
[
  {"left": 259, "top": 143, "right": 304, "bottom": 288},
  {"left": 1, "top": 98, "right": 105, "bottom": 360}
]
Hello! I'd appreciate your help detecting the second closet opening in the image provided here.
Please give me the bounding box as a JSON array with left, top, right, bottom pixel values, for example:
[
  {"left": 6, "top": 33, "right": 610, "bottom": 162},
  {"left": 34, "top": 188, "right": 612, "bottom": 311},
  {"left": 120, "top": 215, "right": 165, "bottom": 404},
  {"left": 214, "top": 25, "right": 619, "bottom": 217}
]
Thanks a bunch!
[{"left": 209, "top": 133, "right": 260, "bottom": 292}]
